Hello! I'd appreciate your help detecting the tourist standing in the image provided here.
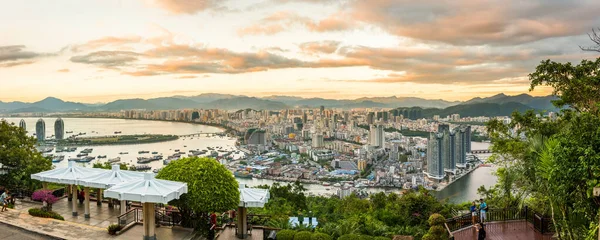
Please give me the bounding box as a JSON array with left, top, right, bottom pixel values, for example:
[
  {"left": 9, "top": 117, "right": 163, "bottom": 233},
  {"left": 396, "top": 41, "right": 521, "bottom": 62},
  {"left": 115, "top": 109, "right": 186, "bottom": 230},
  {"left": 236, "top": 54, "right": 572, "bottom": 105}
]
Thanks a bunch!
[
  {"left": 470, "top": 201, "right": 478, "bottom": 224},
  {"left": 477, "top": 223, "right": 486, "bottom": 239},
  {"left": 1, "top": 190, "right": 9, "bottom": 212},
  {"left": 479, "top": 198, "right": 488, "bottom": 223},
  {"left": 228, "top": 209, "right": 236, "bottom": 225},
  {"left": 208, "top": 212, "right": 217, "bottom": 240}
]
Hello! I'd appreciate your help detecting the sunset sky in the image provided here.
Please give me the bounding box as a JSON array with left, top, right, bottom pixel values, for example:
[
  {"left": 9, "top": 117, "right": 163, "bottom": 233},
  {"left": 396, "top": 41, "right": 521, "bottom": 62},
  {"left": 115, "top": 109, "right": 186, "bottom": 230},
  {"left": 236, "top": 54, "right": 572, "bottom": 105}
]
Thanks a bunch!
[{"left": 1, "top": 0, "right": 599, "bottom": 103}]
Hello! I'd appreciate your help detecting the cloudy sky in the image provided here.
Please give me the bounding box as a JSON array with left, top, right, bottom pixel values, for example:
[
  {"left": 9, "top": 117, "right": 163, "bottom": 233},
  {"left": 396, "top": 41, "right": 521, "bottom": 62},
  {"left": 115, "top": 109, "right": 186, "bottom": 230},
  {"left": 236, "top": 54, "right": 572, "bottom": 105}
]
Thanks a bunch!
[{"left": 1, "top": 0, "right": 599, "bottom": 103}]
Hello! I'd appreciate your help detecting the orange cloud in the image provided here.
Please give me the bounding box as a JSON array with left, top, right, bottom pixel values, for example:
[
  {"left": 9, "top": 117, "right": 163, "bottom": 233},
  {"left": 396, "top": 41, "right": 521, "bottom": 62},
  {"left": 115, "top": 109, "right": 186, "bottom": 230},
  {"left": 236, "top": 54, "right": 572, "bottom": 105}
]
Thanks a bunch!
[
  {"left": 151, "top": 0, "right": 219, "bottom": 14},
  {"left": 238, "top": 11, "right": 355, "bottom": 36},
  {"left": 57, "top": 68, "right": 70, "bottom": 72},
  {"left": 299, "top": 41, "right": 340, "bottom": 54}
]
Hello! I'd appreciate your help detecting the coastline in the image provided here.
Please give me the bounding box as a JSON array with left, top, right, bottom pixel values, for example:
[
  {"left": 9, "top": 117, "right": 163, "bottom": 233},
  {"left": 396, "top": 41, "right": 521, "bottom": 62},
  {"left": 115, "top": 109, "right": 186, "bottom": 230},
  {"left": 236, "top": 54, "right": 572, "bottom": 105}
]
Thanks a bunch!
[{"left": 56, "top": 116, "right": 230, "bottom": 133}]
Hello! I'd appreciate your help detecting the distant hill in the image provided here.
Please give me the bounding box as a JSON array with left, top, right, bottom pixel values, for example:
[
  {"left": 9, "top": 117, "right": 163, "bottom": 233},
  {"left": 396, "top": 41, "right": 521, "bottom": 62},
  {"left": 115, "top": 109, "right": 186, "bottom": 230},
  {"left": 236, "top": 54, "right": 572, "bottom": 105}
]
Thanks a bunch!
[
  {"left": 463, "top": 93, "right": 558, "bottom": 111},
  {"left": 0, "top": 93, "right": 559, "bottom": 113},
  {"left": 31, "top": 97, "right": 88, "bottom": 111},
  {"left": 392, "top": 102, "right": 535, "bottom": 119},
  {"left": 205, "top": 97, "right": 287, "bottom": 110},
  {"left": 174, "top": 93, "right": 239, "bottom": 103}
]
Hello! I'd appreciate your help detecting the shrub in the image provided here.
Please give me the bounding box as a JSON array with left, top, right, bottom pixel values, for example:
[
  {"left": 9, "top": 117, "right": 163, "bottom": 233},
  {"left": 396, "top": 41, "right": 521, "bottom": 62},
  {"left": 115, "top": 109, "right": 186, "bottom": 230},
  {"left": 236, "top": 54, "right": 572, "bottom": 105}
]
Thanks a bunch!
[
  {"left": 28, "top": 208, "right": 64, "bottom": 220},
  {"left": 107, "top": 224, "right": 122, "bottom": 235},
  {"left": 373, "top": 237, "right": 390, "bottom": 240},
  {"left": 277, "top": 229, "right": 297, "bottom": 240},
  {"left": 338, "top": 234, "right": 361, "bottom": 240},
  {"left": 32, "top": 190, "right": 59, "bottom": 204},
  {"left": 358, "top": 235, "right": 373, "bottom": 240},
  {"left": 311, "top": 232, "right": 332, "bottom": 240},
  {"left": 294, "top": 231, "right": 312, "bottom": 240}
]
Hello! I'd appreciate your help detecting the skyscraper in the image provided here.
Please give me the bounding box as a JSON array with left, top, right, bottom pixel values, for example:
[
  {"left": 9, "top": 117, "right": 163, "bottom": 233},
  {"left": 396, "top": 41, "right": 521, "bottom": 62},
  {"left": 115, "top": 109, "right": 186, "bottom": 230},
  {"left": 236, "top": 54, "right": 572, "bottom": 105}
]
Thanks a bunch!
[
  {"left": 367, "top": 112, "right": 375, "bottom": 125},
  {"left": 54, "top": 118, "right": 65, "bottom": 140},
  {"left": 19, "top": 119, "right": 26, "bottom": 130},
  {"left": 319, "top": 106, "right": 325, "bottom": 116},
  {"left": 35, "top": 118, "right": 45, "bottom": 142},
  {"left": 312, "top": 134, "right": 324, "bottom": 148},
  {"left": 369, "top": 124, "right": 385, "bottom": 148},
  {"left": 455, "top": 127, "right": 467, "bottom": 168},
  {"left": 427, "top": 132, "right": 444, "bottom": 180},
  {"left": 465, "top": 126, "right": 471, "bottom": 152}
]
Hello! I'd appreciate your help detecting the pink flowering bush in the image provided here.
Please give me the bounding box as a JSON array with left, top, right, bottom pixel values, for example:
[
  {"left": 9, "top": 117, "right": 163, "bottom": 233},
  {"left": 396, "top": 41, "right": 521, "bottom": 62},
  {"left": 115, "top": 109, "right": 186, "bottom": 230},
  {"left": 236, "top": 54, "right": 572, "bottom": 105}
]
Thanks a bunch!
[{"left": 32, "top": 190, "right": 59, "bottom": 211}]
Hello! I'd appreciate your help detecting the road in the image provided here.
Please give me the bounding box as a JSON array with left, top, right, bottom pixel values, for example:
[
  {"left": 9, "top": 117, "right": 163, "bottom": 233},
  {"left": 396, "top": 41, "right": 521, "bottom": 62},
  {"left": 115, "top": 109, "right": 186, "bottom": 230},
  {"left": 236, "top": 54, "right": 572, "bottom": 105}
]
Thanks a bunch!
[{"left": 0, "top": 222, "right": 61, "bottom": 240}]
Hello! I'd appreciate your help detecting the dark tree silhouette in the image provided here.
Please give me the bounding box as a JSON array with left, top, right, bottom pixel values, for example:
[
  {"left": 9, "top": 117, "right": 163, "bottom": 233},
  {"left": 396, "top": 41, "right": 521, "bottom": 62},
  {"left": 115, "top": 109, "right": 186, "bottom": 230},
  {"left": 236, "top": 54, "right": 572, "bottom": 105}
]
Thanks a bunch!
[{"left": 580, "top": 28, "right": 600, "bottom": 52}]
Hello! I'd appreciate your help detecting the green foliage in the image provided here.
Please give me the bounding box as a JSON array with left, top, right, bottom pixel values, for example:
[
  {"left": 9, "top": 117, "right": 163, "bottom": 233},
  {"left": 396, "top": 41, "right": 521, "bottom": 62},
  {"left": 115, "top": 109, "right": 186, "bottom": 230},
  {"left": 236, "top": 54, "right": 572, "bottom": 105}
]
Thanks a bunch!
[
  {"left": 28, "top": 208, "right": 64, "bottom": 220},
  {"left": 277, "top": 229, "right": 297, "bottom": 240},
  {"left": 529, "top": 58, "right": 600, "bottom": 113},
  {"left": 0, "top": 120, "right": 52, "bottom": 190},
  {"left": 92, "top": 162, "right": 128, "bottom": 170},
  {"left": 107, "top": 224, "right": 122, "bottom": 234},
  {"left": 372, "top": 237, "right": 390, "bottom": 240},
  {"left": 294, "top": 231, "right": 312, "bottom": 240},
  {"left": 156, "top": 157, "right": 239, "bottom": 227},
  {"left": 423, "top": 213, "right": 447, "bottom": 240},
  {"left": 338, "top": 234, "right": 374, "bottom": 240},
  {"left": 311, "top": 232, "right": 332, "bottom": 240},
  {"left": 484, "top": 57, "right": 600, "bottom": 239}
]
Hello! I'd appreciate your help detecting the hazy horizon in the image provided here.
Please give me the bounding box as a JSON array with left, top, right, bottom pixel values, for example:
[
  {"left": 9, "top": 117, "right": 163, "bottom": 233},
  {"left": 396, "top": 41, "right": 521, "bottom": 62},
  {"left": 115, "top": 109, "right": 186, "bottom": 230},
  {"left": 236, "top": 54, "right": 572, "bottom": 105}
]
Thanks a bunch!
[{"left": 1, "top": 0, "right": 599, "bottom": 103}]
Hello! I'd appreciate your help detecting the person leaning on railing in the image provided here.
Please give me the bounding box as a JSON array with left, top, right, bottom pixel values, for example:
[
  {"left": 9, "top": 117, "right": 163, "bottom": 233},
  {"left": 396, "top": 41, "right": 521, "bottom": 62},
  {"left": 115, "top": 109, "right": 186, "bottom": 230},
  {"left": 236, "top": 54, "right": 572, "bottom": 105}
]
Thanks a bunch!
[{"left": 479, "top": 198, "right": 488, "bottom": 223}]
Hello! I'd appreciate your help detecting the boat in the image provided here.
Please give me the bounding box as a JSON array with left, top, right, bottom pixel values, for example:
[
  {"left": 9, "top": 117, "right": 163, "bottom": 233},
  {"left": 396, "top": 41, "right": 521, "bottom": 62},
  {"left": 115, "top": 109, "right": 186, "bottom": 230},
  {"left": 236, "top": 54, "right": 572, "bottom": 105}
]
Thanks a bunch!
[
  {"left": 67, "top": 147, "right": 77, "bottom": 152},
  {"left": 322, "top": 182, "right": 331, "bottom": 186},
  {"left": 68, "top": 157, "right": 82, "bottom": 162},
  {"left": 138, "top": 151, "right": 150, "bottom": 154},
  {"left": 97, "top": 155, "right": 107, "bottom": 158},
  {"left": 81, "top": 148, "right": 93, "bottom": 153},
  {"left": 108, "top": 157, "right": 121, "bottom": 163},
  {"left": 134, "top": 165, "right": 151, "bottom": 171},
  {"left": 183, "top": 145, "right": 187, "bottom": 147},
  {"left": 40, "top": 147, "right": 54, "bottom": 153},
  {"left": 77, "top": 153, "right": 88, "bottom": 157},
  {"left": 52, "top": 155, "right": 65, "bottom": 163},
  {"left": 174, "top": 149, "right": 180, "bottom": 152},
  {"left": 152, "top": 168, "right": 162, "bottom": 173},
  {"left": 151, "top": 151, "right": 158, "bottom": 154},
  {"left": 66, "top": 131, "right": 73, "bottom": 134},
  {"left": 119, "top": 152, "right": 128, "bottom": 155},
  {"left": 114, "top": 131, "right": 122, "bottom": 134},
  {"left": 137, "top": 157, "right": 151, "bottom": 163},
  {"left": 211, "top": 151, "right": 218, "bottom": 157},
  {"left": 333, "top": 183, "right": 341, "bottom": 187},
  {"left": 234, "top": 171, "right": 253, "bottom": 179}
]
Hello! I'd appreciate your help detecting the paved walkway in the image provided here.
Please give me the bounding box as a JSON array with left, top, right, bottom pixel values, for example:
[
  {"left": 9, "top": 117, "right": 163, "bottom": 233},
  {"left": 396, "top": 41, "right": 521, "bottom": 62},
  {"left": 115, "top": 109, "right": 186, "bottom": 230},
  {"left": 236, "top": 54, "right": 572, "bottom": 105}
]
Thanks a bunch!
[
  {"left": 0, "top": 198, "right": 195, "bottom": 240},
  {"left": 453, "top": 221, "right": 554, "bottom": 240},
  {"left": 0, "top": 222, "right": 61, "bottom": 240}
]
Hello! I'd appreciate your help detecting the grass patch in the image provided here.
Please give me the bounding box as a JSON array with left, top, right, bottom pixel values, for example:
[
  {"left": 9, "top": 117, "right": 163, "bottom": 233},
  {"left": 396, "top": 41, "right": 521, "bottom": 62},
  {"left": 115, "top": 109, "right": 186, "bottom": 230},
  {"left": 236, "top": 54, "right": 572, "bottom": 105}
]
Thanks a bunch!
[{"left": 28, "top": 208, "right": 64, "bottom": 220}]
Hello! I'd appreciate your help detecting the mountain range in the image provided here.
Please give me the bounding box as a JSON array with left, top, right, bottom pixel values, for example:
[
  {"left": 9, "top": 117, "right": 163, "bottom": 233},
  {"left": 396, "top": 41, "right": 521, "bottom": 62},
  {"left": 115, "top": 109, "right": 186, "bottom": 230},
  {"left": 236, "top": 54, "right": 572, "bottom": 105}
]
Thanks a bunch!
[{"left": 0, "top": 93, "right": 559, "bottom": 116}]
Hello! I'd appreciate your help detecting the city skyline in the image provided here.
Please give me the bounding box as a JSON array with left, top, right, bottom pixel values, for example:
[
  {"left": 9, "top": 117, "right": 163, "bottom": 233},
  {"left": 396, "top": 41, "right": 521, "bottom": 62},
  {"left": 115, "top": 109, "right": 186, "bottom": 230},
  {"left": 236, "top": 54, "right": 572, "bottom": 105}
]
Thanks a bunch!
[{"left": 1, "top": 0, "right": 600, "bottom": 103}]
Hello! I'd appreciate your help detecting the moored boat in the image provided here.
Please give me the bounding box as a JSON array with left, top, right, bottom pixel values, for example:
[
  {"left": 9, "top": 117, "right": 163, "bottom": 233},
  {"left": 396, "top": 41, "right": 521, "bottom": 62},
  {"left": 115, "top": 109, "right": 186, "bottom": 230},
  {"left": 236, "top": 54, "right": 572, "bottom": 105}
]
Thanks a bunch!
[{"left": 108, "top": 157, "right": 121, "bottom": 163}]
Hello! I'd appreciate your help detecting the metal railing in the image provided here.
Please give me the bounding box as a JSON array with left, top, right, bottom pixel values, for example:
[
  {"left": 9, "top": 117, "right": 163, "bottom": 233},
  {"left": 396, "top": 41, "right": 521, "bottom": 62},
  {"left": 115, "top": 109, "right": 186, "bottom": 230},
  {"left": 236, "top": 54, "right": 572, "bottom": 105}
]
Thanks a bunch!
[
  {"left": 118, "top": 208, "right": 142, "bottom": 228},
  {"left": 155, "top": 208, "right": 183, "bottom": 226},
  {"left": 446, "top": 206, "right": 554, "bottom": 234}
]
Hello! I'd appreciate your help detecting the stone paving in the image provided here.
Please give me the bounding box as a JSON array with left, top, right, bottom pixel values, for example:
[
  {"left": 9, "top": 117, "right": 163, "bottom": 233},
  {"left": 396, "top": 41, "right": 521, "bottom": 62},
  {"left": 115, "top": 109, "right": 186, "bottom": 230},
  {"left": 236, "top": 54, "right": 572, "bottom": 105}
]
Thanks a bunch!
[{"left": 0, "top": 198, "right": 195, "bottom": 240}]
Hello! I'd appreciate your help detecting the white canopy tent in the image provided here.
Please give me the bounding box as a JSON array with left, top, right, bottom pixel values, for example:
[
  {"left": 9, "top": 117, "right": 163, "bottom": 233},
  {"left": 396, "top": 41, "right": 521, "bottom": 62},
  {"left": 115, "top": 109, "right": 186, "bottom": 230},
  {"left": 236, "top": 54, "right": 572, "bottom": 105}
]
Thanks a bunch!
[
  {"left": 78, "top": 165, "right": 145, "bottom": 216},
  {"left": 31, "top": 161, "right": 105, "bottom": 217},
  {"left": 237, "top": 184, "right": 270, "bottom": 239},
  {"left": 104, "top": 173, "right": 188, "bottom": 240}
]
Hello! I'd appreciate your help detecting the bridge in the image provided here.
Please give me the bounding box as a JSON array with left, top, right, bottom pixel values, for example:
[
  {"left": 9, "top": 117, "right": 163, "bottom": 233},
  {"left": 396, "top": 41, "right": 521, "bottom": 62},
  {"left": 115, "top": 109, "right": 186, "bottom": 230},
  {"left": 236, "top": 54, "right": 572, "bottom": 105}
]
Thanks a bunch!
[
  {"left": 178, "top": 132, "right": 226, "bottom": 137},
  {"left": 470, "top": 149, "right": 491, "bottom": 154}
]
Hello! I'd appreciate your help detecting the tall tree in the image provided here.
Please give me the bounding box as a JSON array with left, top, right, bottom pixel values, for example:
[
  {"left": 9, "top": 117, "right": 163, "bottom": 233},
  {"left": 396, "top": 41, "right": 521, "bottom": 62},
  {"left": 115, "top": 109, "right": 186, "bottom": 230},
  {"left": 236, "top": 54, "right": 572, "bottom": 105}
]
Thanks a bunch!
[
  {"left": 0, "top": 120, "right": 52, "bottom": 190},
  {"left": 156, "top": 156, "right": 239, "bottom": 228}
]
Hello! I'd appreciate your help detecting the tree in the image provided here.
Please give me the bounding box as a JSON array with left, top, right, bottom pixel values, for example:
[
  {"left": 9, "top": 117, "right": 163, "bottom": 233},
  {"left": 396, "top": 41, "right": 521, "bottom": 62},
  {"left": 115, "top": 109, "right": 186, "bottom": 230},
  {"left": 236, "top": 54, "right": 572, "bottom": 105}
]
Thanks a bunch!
[
  {"left": 156, "top": 157, "right": 239, "bottom": 228},
  {"left": 32, "top": 189, "right": 59, "bottom": 211},
  {"left": 0, "top": 120, "right": 52, "bottom": 190},
  {"left": 486, "top": 57, "right": 600, "bottom": 239},
  {"left": 422, "top": 213, "right": 447, "bottom": 240},
  {"left": 580, "top": 28, "right": 600, "bottom": 52}
]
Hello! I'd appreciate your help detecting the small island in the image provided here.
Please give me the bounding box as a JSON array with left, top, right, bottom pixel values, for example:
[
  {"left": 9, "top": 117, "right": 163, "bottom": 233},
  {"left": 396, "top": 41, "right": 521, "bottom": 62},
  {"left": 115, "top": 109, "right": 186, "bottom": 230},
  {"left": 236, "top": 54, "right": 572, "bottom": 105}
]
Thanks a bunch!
[{"left": 57, "top": 134, "right": 179, "bottom": 146}]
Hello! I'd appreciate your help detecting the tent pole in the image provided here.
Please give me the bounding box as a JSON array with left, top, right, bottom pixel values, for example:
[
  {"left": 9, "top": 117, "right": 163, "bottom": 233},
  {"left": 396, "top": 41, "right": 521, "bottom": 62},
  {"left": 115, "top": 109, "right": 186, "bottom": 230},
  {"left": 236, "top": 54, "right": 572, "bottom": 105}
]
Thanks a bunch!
[
  {"left": 84, "top": 187, "right": 90, "bottom": 218},
  {"left": 72, "top": 185, "right": 78, "bottom": 216},
  {"left": 143, "top": 202, "right": 156, "bottom": 240}
]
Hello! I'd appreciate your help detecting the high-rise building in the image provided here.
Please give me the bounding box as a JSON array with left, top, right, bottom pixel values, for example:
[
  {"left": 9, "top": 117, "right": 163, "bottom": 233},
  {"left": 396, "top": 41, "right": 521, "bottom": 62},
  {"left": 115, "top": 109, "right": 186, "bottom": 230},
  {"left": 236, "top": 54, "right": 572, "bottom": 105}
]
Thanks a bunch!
[
  {"left": 302, "top": 112, "right": 308, "bottom": 124},
  {"left": 438, "top": 124, "right": 450, "bottom": 133},
  {"left": 427, "top": 132, "right": 444, "bottom": 180},
  {"left": 444, "top": 130, "right": 456, "bottom": 174},
  {"left": 367, "top": 112, "right": 375, "bottom": 125},
  {"left": 54, "top": 118, "right": 65, "bottom": 140},
  {"left": 19, "top": 119, "right": 26, "bottom": 130},
  {"left": 312, "top": 134, "right": 324, "bottom": 148},
  {"left": 319, "top": 106, "right": 325, "bottom": 116},
  {"left": 369, "top": 124, "right": 385, "bottom": 148},
  {"left": 465, "top": 126, "right": 471, "bottom": 152},
  {"left": 455, "top": 127, "right": 467, "bottom": 168},
  {"left": 35, "top": 118, "right": 45, "bottom": 142}
]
